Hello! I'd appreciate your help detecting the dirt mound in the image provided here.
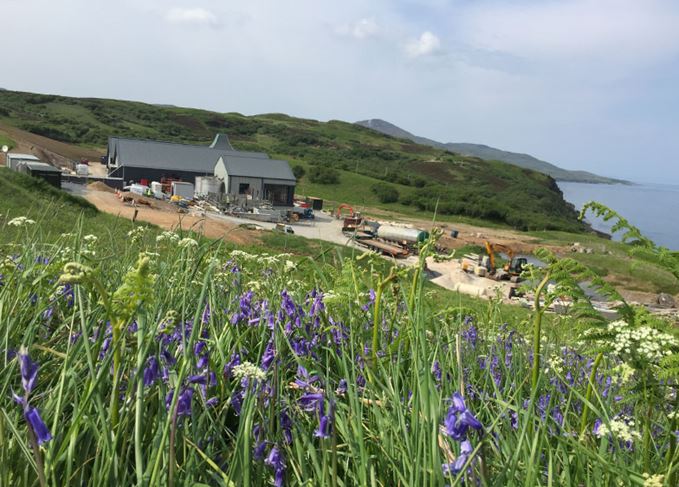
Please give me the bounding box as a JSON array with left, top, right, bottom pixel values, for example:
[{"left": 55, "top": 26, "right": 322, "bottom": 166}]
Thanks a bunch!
[{"left": 88, "top": 181, "right": 115, "bottom": 193}]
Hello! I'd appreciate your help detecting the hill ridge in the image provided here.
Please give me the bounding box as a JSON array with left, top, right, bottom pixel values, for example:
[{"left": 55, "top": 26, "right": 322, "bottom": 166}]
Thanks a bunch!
[{"left": 355, "top": 118, "right": 627, "bottom": 185}]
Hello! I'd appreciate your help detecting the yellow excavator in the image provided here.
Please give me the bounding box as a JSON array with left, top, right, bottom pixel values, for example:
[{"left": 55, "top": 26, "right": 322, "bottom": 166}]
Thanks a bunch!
[{"left": 484, "top": 241, "right": 528, "bottom": 281}]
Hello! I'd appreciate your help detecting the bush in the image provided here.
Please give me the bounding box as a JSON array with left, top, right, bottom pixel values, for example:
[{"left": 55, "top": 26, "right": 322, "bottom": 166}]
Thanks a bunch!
[
  {"left": 292, "top": 165, "right": 306, "bottom": 180},
  {"left": 308, "top": 165, "right": 340, "bottom": 184},
  {"left": 371, "top": 183, "right": 399, "bottom": 203}
]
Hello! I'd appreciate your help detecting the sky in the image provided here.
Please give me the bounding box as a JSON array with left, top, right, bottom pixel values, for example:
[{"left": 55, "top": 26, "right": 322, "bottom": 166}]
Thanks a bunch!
[{"left": 3, "top": 0, "right": 679, "bottom": 184}]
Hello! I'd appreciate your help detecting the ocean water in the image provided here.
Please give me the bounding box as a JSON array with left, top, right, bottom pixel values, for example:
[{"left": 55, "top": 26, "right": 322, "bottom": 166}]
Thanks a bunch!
[{"left": 558, "top": 182, "right": 679, "bottom": 250}]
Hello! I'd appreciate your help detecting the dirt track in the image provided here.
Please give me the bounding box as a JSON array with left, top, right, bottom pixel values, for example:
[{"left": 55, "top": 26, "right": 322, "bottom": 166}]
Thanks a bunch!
[{"left": 83, "top": 189, "right": 259, "bottom": 246}]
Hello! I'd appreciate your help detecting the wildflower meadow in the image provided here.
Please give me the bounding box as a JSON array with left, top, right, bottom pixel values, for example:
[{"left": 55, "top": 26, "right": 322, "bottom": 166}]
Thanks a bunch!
[{"left": 1, "top": 203, "right": 678, "bottom": 486}]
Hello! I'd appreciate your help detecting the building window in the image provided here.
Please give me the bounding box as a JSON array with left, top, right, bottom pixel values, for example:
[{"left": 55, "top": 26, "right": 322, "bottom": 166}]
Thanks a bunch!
[{"left": 239, "top": 183, "right": 250, "bottom": 195}]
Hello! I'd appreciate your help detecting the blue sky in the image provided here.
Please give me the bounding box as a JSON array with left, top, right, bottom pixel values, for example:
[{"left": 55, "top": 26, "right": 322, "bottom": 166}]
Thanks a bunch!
[{"left": 3, "top": 0, "right": 679, "bottom": 183}]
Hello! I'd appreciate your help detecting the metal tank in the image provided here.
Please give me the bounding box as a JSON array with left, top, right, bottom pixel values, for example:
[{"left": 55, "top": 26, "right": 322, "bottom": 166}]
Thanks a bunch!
[
  {"left": 376, "top": 225, "right": 429, "bottom": 243},
  {"left": 194, "top": 176, "right": 222, "bottom": 197}
]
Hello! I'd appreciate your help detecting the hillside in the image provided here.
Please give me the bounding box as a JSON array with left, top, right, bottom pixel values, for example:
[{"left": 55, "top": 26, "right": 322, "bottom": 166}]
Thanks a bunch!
[
  {"left": 0, "top": 89, "right": 585, "bottom": 232},
  {"left": 356, "top": 119, "right": 627, "bottom": 185}
]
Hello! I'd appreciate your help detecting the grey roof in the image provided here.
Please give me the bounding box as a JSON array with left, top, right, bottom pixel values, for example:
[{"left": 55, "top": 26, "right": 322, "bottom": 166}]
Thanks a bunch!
[
  {"left": 217, "top": 155, "right": 296, "bottom": 182},
  {"left": 8, "top": 153, "right": 40, "bottom": 161},
  {"left": 109, "top": 135, "right": 269, "bottom": 173},
  {"left": 19, "top": 161, "right": 61, "bottom": 173}
]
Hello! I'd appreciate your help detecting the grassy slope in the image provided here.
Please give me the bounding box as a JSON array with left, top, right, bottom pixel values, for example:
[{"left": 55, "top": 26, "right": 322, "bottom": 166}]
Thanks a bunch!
[
  {"left": 0, "top": 167, "right": 534, "bottom": 325},
  {"left": 0, "top": 89, "right": 584, "bottom": 233},
  {"left": 0, "top": 133, "right": 14, "bottom": 150}
]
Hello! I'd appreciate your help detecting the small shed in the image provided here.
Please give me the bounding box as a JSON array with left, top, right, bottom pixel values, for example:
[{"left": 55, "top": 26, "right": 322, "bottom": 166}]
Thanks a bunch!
[
  {"left": 16, "top": 161, "right": 62, "bottom": 188},
  {"left": 214, "top": 155, "right": 296, "bottom": 206},
  {"left": 6, "top": 153, "right": 40, "bottom": 171}
]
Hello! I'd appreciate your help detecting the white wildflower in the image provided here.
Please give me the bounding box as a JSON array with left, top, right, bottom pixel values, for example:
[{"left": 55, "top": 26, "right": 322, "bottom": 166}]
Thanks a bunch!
[
  {"left": 611, "top": 363, "right": 635, "bottom": 385},
  {"left": 284, "top": 260, "right": 296, "bottom": 271},
  {"left": 545, "top": 354, "right": 564, "bottom": 374},
  {"left": 230, "top": 249, "right": 256, "bottom": 260},
  {"left": 156, "top": 231, "right": 180, "bottom": 243},
  {"left": 127, "top": 226, "right": 148, "bottom": 244},
  {"left": 178, "top": 237, "right": 198, "bottom": 248},
  {"left": 595, "top": 417, "right": 641, "bottom": 443},
  {"left": 642, "top": 473, "right": 664, "bottom": 487},
  {"left": 668, "top": 411, "right": 678, "bottom": 420},
  {"left": 232, "top": 362, "right": 267, "bottom": 382},
  {"left": 8, "top": 216, "right": 36, "bottom": 226},
  {"left": 83, "top": 234, "right": 98, "bottom": 243},
  {"left": 247, "top": 281, "right": 262, "bottom": 291},
  {"left": 603, "top": 321, "right": 678, "bottom": 365}
]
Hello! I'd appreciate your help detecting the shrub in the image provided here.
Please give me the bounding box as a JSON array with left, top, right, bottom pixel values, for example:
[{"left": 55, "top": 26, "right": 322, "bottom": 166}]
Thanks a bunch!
[
  {"left": 371, "top": 183, "right": 399, "bottom": 203},
  {"left": 308, "top": 165, "right": 340, "bottom": 184},
  {"left": 292, "top": 165, "right": 306, "bottom": 180}
]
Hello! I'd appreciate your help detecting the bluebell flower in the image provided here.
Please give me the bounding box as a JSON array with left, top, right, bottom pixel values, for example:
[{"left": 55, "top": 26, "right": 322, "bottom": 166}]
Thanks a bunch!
[
  {"left": 280, "top": 410, "right": 293, "bottom": 444},
  {"left": 265, "top": 445, "right": 285, "bottom": 487},
  {"left": 298, "top": 392, "right": 324, "bottom": 412},
  {"left": 432, "top": 361, "right": 442, "bottom": 383},
  {"left": 336, "top": 379, "right": 348, "bottom": 395},
  {"left": 442, "top": 439, "right": 473, "bottom": 477},
  {"left": 143, "top": 356, "right": 160, "bottom": 387},
  {"left": 254, "top": 440, "right": 267, "bottom": 461},
  {"left": 261, "top": 341, "right": 275, "bottom": 370},
  {"left": 18, "top": 349, "right": 39, "bottom": 395},
  {"left": 444, "top": 392, "right": 483, "bottom": 441},
  {"left": 25, "top": 407, "right": 52, "bottom": 445},
  {"left": 315, "top": 414, "right": 332, "bottom": 439}
]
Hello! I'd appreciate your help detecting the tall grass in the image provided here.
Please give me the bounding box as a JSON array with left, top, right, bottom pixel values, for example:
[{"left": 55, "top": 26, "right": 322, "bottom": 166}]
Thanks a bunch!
[{"left": 0, "top": 218, "right": 677, "bottom": 486}]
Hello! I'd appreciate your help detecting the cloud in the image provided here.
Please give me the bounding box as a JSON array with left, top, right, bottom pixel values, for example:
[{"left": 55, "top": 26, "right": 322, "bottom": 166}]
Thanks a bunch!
[
  {"left": 405, "top": 31, "right": 441, "bottom": 57},
  {"left": 352, "top": 18, "right": 379, "bottom": 39},
  {"left": 460, "top": 0, "right": 679, "bottom": 73},
  {"left": 336, "top": 18, "right": 380, "bottom": 40},
  {"left": 165, "top": 7, "right": 220, "bottom": 28}
]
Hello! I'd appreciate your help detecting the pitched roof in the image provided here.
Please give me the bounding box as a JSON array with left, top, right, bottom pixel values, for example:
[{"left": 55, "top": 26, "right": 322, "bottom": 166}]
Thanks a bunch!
[
  {"left": 217, "top": 155, "right": 296, "bottom": 182},
  {"left": 109, "top": 136, "right": 269, "bottom": 174},
  {"left": 8, "top": 153, "right": 40, "bottom": 161},
  {"left": 19, "top": 161, "right": 61, "bottom": 173}
]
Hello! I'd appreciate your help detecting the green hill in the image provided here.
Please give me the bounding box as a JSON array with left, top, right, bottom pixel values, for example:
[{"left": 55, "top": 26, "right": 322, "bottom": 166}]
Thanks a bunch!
[
  {"left": 0, "top": 89, "right": 586, "bottom": 232},
  {"left": 356, "top": 119, "right": 628, "bottom": 184}
]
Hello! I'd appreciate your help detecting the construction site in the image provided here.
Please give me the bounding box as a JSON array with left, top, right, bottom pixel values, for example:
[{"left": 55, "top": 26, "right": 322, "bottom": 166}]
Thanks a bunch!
[
  {"left": 3, "top": 124, "right": 676, "bottom": 319},
  {"left": 69, "top": 179, "right": 639, "bottom": 318}
]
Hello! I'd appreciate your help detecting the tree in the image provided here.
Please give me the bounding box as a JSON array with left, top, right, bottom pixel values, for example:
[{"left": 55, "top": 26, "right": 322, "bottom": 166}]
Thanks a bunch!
[
  {"left": 292, "top": 165, "right": 306, "bottom": 180},
  {"left": 308, "top": 166, "right": 340, "bottom": 184},
  {"left": 371, "top": 183, "right": 399, "bottom": 203}
]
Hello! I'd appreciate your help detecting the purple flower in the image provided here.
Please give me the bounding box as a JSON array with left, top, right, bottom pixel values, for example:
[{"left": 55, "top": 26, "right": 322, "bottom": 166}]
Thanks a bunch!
[
  {"left": 336, "top": 379, "right": 348, "bottom": 395},
  {"left": 143, "top": 356, "right": 160, "bottom": 387},
  {"left": 18, "top": 349, "right": 39, "bottom": 395},
  {"left": 265, "top": 445, "right": 285, "bottom": 487},
  {"left": 25, "top": 407, "right": 52, "bottom": 445},
  {"left": 510, "top": 411, "right": 519, "bottom": 430},
  {"left": 442, "top": 439, "right": 473, "bottom": 477},
  {"left": 254, "top": 440, "right": 267, "bottom": 461},
  {"left": 177, "top": 388, "right": 193, "bottom": 416},
  {"left": 315, "top": 414, "right": 332, "bottom": 439},
  {"left": 299, "top": 392, "right": 324, "bottom": 412},
  {"left": 167, "top": 388, "right": 194, "bottom": 417},
  {"left": 444, "top": 393, "right": 483, "bottom": 441},
  {"left": 280, "top": 410, "right": 293, "bottom": 444},
  {"left": 432, "top": 361, "right": 442, "bottom": 383},
  {"left": 294, "top": 365, "right": 320, "bottom": 390},
  {"left": 261, "top": 341, "right": 275, "bottom": 370}
]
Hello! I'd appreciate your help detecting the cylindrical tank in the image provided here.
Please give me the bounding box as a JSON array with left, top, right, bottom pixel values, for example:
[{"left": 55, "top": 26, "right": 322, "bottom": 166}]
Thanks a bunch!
[
  {"left": 376, "top": 225, "right": 429, "bottom": 243},
  {"left": 195, "top": 176, "right": 222, "bottom": 197}
]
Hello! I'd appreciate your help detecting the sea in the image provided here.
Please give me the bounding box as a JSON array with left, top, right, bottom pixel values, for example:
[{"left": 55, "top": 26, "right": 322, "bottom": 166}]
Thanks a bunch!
[{"left": 558, "top": 182, "right": 679, "bottom": 250}]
